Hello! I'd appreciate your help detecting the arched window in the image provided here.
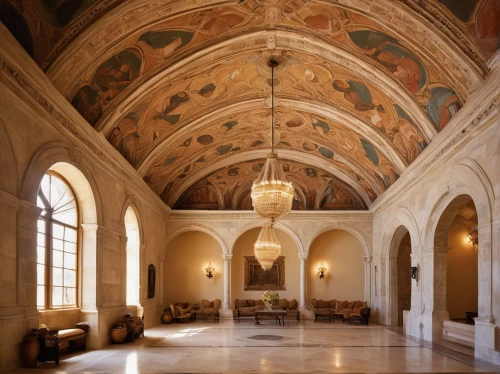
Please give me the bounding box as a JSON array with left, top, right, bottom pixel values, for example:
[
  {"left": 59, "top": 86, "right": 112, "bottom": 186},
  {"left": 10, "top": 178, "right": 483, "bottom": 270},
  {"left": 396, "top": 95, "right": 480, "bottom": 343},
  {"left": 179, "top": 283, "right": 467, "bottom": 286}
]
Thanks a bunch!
[
  {"left": 36, "top": 172, "right": 79, "bottom": 309},
  {"left": 125, "top": 207, "right": 140, "bottom": 306}
]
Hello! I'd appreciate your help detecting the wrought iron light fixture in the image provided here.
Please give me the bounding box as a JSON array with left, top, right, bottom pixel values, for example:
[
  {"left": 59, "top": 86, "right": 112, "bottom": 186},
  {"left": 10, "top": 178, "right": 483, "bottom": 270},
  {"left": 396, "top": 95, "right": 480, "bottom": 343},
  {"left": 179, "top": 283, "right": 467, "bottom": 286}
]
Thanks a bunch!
[
  {"left": 205, "top": 262, "right": 214, "bottom": 279},
  {"left": 318, "top": 262, "right": 327, "bottom": 279},
  {"left": 410, "top": 266, "right": 418, "bottom": 283},
  {"left": 252, "top": 59, "right": 294, "bottom": 271},
  {"left": 467, "top": 228, "right": 478, "bottom": 245}
]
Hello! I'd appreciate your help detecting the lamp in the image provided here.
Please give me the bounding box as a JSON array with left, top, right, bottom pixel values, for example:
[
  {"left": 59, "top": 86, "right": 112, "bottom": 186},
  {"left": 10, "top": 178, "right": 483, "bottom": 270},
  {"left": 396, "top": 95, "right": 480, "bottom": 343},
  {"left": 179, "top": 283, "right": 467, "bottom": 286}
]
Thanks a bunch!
[
  {"left": 254, "top": 219, "right": 281, "bottom": 271},
  {"left": 467, "top": 228, "right": 478, "bottom": 245},
  {"left": 317, "top": 262, "right": 327, "bottom": 279},
  {"left": 410, "top": 266, "right": 418, "bottom": 282},
  {"left": 251, "top": 60, "right": 294, "bottom": 220},
  {"left": 205, "top": 262, "right": 214, "bottom": 279}
]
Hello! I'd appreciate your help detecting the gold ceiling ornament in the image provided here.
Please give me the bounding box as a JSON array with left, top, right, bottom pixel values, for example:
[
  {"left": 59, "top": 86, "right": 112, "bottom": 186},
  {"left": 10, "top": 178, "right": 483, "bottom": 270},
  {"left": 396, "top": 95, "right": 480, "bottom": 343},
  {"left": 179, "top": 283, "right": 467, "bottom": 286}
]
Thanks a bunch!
[
  {"left": 254, "top": 219, "right": 281, "bottom": 271},
  {"left": 251, "top": 60, "right": 294, "bottom": 220}
]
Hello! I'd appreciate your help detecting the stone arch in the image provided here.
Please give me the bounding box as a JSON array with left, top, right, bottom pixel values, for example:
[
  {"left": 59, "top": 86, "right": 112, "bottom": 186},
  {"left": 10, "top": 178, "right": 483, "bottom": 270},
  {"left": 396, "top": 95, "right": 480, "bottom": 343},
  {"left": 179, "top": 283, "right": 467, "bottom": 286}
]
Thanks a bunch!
[
  {"left": 163, "top": 223, "right": 228, "bottom": 256},
  {"left": 119, "top": 195, "right": 145, "bottom": 242},
  {"left": 387, "top": 225, "right": 413, "bottom": 326},
  {"left": 230, "top": 220, "right": 304, "bottom": 255},
  {"left": 423, "top": 158, "right": 493, "bottom": 320},
  {"left": 21, "top": 142, "right": 102, "bottom": 325},
  {"left": 378, "top": 207, "right": 420, "bottom": 325},
  {"left": 307, "top": 223, "right": 371, "bottom": 258},
  {"left": 22, "top": 142, "right": 102, "bottom": 225}
]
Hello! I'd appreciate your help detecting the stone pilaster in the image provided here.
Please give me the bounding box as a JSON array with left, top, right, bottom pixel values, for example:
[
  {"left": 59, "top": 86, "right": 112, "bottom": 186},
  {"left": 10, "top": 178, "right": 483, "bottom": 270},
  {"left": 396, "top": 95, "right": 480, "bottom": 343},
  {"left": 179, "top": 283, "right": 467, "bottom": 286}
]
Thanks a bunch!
[
  {"left": 298, "top": 253, "right": 308, "bottom": 308},
  {"left": 363, "top": 255, "right": 372, "bottom": 307},
  {"left": 222, "top": 254, "right": 232, "bottom": 309}
]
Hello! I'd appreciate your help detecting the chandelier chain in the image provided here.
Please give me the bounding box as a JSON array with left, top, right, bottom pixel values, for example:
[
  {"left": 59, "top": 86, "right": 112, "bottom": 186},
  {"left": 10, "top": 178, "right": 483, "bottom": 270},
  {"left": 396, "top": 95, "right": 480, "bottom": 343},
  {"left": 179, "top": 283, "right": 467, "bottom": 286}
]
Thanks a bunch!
[{"left": 271, "top": 62, "right": 275, "bottom": 154}]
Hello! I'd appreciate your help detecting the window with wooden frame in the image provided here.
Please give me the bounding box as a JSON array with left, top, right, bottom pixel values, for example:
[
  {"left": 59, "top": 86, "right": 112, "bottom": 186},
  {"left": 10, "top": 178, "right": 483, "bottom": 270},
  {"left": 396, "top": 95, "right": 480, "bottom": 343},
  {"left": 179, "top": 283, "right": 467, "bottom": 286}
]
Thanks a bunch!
[{"left": 36, "top": 172, "right": 79, "bottom": 310}]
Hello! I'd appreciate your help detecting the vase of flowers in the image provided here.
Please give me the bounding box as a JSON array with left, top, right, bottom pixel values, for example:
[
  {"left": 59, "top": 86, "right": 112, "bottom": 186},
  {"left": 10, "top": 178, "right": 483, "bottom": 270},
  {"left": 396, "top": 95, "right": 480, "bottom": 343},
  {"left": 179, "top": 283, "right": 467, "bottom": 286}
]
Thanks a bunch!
[{"left": 261, "top": 290, "right": 279, "bottom": 310}]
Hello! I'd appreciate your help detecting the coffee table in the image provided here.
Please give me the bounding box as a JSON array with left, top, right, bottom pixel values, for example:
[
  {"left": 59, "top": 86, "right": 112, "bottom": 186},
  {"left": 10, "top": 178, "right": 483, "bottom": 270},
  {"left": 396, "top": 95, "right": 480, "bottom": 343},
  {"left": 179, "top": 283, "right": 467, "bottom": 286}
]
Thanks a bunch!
[{"left": 255, "top": 310, "right": 287, "bottom": 326}]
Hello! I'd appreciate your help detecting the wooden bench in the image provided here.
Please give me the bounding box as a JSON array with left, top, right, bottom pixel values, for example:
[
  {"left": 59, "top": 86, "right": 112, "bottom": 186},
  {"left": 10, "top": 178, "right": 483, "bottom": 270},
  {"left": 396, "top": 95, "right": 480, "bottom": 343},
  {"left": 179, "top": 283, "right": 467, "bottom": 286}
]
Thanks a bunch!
[{"left": 38, "top": 322, "right": 89, "bottom": 364}]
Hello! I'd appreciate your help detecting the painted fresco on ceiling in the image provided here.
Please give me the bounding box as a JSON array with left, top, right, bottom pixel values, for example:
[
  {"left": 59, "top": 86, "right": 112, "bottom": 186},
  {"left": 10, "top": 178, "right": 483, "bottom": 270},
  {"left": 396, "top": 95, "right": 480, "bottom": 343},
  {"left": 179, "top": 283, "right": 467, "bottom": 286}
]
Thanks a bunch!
[
  {"left": 70, "top": 7, "right": 252, "bottom": 124},
  {"left": 71, "top": 48, "right": 142, "bottom": 125},
  {"left": 437, "top": 0, "right": 500, "bottom": 60},
  {"left": 69, "top": 2, "right": 464, "bottom": 132},
  {"left": 108, "top": 51, "right": 426, "bottom": 167},
  {"left": 173, "top": 159, "right": 367, "bottom": 210},
  {"left": 348, "top": 29, "right": 462, "bottom": 129},
  {"left": 142, "top": 108, "right": 391, "bottom": 205}
]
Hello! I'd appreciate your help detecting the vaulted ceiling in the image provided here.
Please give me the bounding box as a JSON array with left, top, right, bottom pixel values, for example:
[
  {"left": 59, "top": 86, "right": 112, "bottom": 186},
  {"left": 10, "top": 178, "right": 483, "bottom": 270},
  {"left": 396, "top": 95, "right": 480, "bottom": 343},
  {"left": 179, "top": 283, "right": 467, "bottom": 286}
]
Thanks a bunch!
[{"left": 3, "top": 0, "right": 498, "bottom": 210}]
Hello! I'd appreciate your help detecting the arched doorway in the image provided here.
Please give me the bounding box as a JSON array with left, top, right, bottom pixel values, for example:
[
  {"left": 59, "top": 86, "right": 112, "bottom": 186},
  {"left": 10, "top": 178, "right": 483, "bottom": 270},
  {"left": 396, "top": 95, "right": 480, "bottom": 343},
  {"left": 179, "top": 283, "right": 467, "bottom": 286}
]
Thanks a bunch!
[
  {"left": 433, "top": 195, "right": 478, "bottom": 350},
  {"left": 388, "top": 226, "right": 413, "bottom": 327},
  {"left": 307, "top": 230, "right": 365, "bottom": 308},
  {"left": 397, "top": 232, "right": 411, "bottom": 327},
  {"left": 125, "top": 206, "right": 140, "bottom": 307}
]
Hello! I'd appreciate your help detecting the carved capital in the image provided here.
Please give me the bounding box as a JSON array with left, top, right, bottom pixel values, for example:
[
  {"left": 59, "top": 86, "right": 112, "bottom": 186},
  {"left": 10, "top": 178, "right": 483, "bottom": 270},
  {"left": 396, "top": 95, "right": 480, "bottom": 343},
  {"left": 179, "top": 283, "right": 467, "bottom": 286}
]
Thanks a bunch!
[
  {"left": 363, "top": 255, "right": 373, "bottom": 263},
  {"left": 298, "top": 252, "right": 308, "bottom": 261},
  {"left": 222, "top": 254, "right": 233, "bottom": 262}
]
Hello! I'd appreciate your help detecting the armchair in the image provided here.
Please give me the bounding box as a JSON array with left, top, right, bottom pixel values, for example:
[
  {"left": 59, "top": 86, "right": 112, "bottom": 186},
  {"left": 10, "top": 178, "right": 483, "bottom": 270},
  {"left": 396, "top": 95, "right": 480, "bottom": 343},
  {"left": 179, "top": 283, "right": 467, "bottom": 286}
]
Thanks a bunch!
[
  {"left": 350, "top": 307, "right": 371, "bottom": 325},
  {"left": 170, "top": 303, "right": 192, "bottom": 323}
]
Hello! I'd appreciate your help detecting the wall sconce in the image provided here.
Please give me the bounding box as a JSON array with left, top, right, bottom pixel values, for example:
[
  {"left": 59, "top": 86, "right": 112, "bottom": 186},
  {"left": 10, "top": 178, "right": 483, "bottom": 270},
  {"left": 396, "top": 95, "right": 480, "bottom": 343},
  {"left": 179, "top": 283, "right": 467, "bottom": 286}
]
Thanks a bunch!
[
  {"left": 205, "top": 262, "right": 214, "bottom": 279},
  {"left": 317, "top": 262, "right": 327, "bottom": 279},
  {"left": 410, "top": 266, "right": 418, "bottom": 283},
  {"left": 467, "top": 229, "right": 478, "bottom": 245}
]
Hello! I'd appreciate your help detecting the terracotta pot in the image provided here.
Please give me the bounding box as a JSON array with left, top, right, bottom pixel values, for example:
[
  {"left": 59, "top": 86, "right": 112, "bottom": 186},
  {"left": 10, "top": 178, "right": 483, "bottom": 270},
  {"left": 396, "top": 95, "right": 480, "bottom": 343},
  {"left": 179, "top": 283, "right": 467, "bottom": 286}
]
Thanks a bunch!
[
  {"left": 21, "top": 331, "right": 40, "bottom": 368},
  {"left": 161, "top": 309, "right": 173, "bottom": 324},
  {"left": 110, "top": 327, "right": 128, "bottom": 343}
]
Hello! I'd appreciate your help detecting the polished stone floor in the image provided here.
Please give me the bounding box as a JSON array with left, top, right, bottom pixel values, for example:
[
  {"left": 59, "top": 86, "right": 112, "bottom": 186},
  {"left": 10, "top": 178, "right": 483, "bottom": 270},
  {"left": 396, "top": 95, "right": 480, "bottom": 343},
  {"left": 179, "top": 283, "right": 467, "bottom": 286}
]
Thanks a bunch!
[{"left": 15, "top": 320, "right": 500, "bottom": 373}]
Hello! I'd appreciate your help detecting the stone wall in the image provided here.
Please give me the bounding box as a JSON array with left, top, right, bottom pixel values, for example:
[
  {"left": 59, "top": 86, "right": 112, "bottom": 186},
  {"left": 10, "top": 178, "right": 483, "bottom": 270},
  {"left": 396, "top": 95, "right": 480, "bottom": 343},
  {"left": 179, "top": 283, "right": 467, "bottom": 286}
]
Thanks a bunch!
[
  {"left": 371, "top": 58, "right": 500, "bottom": 364},
  {"left": 0, "top": 25, "right": 167, "bottom": 370}
]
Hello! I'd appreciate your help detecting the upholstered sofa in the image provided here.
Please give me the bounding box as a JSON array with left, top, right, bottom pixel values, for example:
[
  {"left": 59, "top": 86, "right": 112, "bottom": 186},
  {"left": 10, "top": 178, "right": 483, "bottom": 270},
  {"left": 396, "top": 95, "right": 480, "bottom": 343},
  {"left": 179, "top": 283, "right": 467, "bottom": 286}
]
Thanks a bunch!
[
  {"left": 173, "top": 299, "right": 221, "bottom": 322},
  {"left": 187, "top": 299, "right": 221, "bottom": 322},
  {"left": 311, "top": 299, "right": 367, "bottom": 323},
  {"left": 232, "top": 298, "right": 300, "bottom": 321}
]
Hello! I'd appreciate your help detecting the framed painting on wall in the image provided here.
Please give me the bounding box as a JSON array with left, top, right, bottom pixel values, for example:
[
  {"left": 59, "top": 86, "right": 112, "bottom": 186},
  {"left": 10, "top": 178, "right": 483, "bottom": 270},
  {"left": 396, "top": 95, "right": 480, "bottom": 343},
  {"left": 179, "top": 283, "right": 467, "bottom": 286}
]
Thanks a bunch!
[{"left": 244, "top": 256, "right": 285, "bottom": 291}]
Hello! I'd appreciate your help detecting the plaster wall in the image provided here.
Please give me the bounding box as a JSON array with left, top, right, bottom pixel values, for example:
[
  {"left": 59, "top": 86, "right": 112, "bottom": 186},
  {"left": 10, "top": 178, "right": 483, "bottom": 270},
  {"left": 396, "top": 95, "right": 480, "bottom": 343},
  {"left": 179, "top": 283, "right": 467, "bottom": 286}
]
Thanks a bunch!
[
  {"left": 0, "top": 26, "right": 167, "bottom": 370},
  {"left": 446, "top": 218, "right": 478, "bottom": 321},
  {"left": 163, "top": 231, "right": 224, "bottom": 305},
  {"left": 306, "top": 230, "right": 365, "bottom": 308},
  {"left": 231, "top": 228, "right": 300, "bottom": 302}
]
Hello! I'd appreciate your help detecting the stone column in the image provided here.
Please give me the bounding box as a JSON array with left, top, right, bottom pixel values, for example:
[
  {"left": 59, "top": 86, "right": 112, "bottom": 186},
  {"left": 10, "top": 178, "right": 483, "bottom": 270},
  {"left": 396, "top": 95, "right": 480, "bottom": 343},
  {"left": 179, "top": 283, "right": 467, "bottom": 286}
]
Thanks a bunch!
[
  {"left": 363, "top": 255, "right": 372, "bottom": 306},
  {"left": 298, "top": 253, "right": 308, "bottom": 308},
  {"left": 17, "top": 200, "right": 43, "bottom": 309},
  {"left": 432, "top": 246, "right": 450, "bottom": 341},
  {"left": 222, "top": 254, "right": 232, "bottom": 309}
]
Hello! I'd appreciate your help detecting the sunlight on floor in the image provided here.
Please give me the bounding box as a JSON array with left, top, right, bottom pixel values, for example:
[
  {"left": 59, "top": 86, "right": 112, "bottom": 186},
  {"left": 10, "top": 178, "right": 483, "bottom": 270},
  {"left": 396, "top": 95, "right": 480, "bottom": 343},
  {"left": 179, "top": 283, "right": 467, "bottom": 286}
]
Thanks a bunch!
[
  {"left": 125, "top": 352, "right": 137, "bottom": 374},
  {"left": 165, "top": 326, "right": 210, "bottom": 339}
]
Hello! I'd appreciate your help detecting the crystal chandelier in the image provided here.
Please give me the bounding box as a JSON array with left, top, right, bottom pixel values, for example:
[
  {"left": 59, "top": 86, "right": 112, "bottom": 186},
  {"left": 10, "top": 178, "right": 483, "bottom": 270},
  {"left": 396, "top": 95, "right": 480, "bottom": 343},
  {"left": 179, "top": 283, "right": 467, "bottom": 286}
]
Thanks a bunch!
[
  {"left": 251, "top": 60, "right": 294, "bottom": 220},
  {"left": 252, "top": 59, "right": 293, "bottom": 270},
  {"left": 254, "top": 219, "right": 281, "bottom": 271}
]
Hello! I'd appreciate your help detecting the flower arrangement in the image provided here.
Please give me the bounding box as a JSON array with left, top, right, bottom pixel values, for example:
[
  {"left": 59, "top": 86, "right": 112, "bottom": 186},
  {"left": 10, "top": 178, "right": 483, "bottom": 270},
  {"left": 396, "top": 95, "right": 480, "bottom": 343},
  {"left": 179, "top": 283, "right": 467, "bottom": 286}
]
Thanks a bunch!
[{"left": 261, "top": 291, "right": 279, "bottom": 309}]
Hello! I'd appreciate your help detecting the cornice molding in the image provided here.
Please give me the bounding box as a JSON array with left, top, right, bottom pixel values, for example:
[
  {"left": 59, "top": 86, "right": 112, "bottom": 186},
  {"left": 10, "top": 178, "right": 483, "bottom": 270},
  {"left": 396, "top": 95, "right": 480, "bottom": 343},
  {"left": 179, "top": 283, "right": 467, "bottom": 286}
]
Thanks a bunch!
[
  {"left": 167, "top": 210, "right": 372, "bottom": 221},
  {"left": 40, "top": 0, "right": 123, "bottom": 70},
  {"left": 0, "top": 26, "right": 170, "bottom": 218},
  {"left": 371, "top": 76, "right": 500, "bottom": 214},
  {"left": 402, "top": 0, "right": 487, "bottom": 76}
]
